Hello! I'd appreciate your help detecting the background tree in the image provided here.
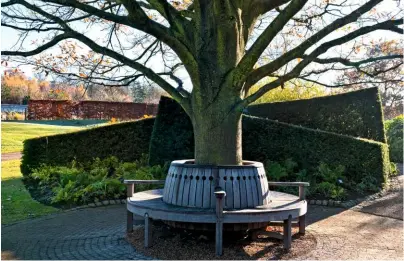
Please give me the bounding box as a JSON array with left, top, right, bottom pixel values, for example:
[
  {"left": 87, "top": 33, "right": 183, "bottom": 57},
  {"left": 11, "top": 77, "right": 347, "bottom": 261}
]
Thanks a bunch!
[
  {"left": 85, "top": 83, "right": 132, "bottom": 102},
  {"left": 2, "top": 0, "right": 402, "bottom": 165},
  {"left": 131, "top": 82, "right": 166, "bottom": 103},
  {"left": 1, "top": 69, "right": 40, "bottom": 104},
  {"left": 334, "top": 40, "right": 403, "bottom": 119}
]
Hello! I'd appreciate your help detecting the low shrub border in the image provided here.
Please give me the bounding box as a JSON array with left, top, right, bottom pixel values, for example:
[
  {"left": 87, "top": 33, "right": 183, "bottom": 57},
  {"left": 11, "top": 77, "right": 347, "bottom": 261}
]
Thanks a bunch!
[{"left": 27, "top": 156, "right": 167, "bottom": 206}]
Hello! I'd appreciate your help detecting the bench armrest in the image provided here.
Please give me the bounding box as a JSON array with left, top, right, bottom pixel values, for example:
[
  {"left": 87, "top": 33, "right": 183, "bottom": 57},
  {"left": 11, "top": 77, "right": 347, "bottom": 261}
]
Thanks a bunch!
[
  {"left": 267, "top": 182, "right": 309, "bottom": 187},
  {"left": 268, "top": 181, "right": 309, "bottom": 200},
  {"left": 124, "top": 180, "right": 165, "bottom": 185},
  {"left": 124, "top": 180, "right": 165, "bottom": 197}
]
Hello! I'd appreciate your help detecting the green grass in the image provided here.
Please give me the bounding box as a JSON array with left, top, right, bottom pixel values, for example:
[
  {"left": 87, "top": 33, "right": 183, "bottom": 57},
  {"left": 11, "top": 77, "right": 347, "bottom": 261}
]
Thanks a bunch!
[
  {"left": 1, "top": 122, "right": 84, "bottom": 153},
  {"left": 1, "top": 160, "right": 59, "bottom": 224}
]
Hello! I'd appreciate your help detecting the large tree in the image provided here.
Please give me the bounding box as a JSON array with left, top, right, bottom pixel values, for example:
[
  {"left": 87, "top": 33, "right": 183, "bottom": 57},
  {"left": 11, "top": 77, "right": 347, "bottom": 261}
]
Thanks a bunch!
[{"left": 2, "top": 0, "right": 403, "bottom": 165}]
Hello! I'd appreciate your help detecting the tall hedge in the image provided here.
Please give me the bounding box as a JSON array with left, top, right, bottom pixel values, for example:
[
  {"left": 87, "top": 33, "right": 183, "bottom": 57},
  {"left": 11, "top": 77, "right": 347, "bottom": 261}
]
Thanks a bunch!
[
  {"left": 148, "top": 97, "right": 390, "bottom": 187},
  {"left": 245, "top": 88, "right": 387, "bottom": 143},
  {"left": 148, "top": 96, "right": 194, "bottom": 166},
  {"left": 21, "top": 118, "right": 155, "bottom": 176}
]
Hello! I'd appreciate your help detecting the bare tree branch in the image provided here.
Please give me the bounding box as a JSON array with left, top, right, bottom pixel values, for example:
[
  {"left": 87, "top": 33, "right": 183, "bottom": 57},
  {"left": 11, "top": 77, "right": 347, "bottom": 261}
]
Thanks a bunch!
[
  {"left": 240, "top": 18, "right": 403, "bottom": 108},
  {"left": 310, "top": 54, "right": 402, "bottom": 67},
  {"left": 2, "top": 33, "right": 72, "bottom": 56},
  {"left": 246, "top": 0, "right": 388, "bottom": 85},
  {"left": 234, "top": 0, "right": 308, "bottom": 86}
]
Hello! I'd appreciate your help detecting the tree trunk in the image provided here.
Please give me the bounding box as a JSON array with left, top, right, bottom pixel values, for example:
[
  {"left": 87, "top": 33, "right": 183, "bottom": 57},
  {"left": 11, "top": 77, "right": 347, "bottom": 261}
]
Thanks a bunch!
[{"left": 192, "top": 109, "right": 242, "bottom": 165}]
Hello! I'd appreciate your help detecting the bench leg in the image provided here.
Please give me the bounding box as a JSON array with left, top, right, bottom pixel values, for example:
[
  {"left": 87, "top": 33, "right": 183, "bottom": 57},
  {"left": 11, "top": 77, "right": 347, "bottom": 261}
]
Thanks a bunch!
[
  {"left": 144, "top": 213, "right": 153, "bottom": 248},
  {"left": 215, "top": 220, "right": 223, "bottom": 256},
  {"left": 283, "top": 215, "right": 292, "bottom": 250},
  {"left": 299, "top": 214, "right": 306, "bottom": 235},
  {"left": 127, "top": 210, "right": 133, "bottom": 232}
]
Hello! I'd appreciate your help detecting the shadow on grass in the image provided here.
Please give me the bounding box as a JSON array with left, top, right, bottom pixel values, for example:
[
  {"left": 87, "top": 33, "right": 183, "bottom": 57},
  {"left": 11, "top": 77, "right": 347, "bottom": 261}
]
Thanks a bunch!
[{"left": 1, "top": 176, "right": 59, "bottom": 225}]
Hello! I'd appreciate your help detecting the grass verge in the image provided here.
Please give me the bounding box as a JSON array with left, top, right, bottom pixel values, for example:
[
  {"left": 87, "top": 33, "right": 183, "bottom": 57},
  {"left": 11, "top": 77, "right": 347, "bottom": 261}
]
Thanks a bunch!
[
  {"left": 1, "top": 122, "right": 83, "bottom": 153},
  {"left": 1, "top": 160, "right": 59, "bottom": 224}
]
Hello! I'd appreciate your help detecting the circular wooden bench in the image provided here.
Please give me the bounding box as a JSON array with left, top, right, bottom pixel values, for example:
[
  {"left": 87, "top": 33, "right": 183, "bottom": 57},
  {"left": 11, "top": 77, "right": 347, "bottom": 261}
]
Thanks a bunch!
[{"left": 125, "top": 180, "right": 308, "bottom": 256}]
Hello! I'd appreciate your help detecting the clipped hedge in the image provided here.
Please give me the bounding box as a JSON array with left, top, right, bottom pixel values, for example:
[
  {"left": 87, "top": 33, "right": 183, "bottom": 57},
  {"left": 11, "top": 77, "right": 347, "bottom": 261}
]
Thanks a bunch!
[
  {"left": 148, "top": 97, "right": 390, "bottom": 188},
  {"left": 148, "top": 96, "right": 194, "bottom": 166},
  {"left": 21, "top": 118, "right": 155, "bottom": 176},
  {"left": 245, "top": 87, "right": 387, "bottom": 143}
]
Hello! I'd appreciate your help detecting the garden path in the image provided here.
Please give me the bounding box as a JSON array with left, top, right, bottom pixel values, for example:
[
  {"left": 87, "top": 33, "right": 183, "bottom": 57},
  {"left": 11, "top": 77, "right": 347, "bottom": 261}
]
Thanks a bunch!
[{"left": 1, "top": 152, "right": 22, "bottom": 161}]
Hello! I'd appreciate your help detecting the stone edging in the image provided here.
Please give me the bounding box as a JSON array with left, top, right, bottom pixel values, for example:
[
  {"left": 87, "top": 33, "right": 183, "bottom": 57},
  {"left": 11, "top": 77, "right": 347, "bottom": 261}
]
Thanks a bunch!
[{"left": 63, "top": 199, "right": 127, "bottom": 212}]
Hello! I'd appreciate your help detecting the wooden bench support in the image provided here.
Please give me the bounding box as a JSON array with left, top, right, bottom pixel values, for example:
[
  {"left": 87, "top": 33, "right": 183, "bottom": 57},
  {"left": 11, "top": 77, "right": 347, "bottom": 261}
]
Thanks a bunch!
[
  {"left": 299, "top": 214, "right": 306, "bottom": 235},
  {"left": 127, "top": 183, "right": 135, "bottom": 232},
  {"left": 144, "top": 213, "right": 153, "bottom": 248},
  {"left": 127, "top": 211, "right": 134, "bottom": 233},
  {"left": 215, "top": 189, "right": 226, "bottom": 256},
  {"left": 124, "top": 180, "right": 165, "bottom": 233},
  {"left": 283, "top": 215, "right": 292, "bottom": 250},
  {"left": 269, "top": 181, "right": 309, "bottom": 238}
]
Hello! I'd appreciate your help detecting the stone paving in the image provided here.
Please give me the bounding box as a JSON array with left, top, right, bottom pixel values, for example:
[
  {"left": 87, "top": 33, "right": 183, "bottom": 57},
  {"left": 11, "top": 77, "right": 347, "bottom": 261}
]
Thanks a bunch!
[
  {"left": 1, "top": 205, "right": 150, "bottom": 260},
  {"left": 1, "top": 152, "right": 22, "bottom": 161},
  {"left": 2, "top": 176, "right": 403, "bottom": 260}
]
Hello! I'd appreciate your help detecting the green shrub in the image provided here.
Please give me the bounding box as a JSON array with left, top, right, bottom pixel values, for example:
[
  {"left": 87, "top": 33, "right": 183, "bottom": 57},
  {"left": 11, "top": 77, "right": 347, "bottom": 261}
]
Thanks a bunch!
[
  {"left": 390, "top": 162, "right": 399, "bottom": 176},
  {"left": 265, "top": 158, "right": 298, "bottom": 182},
  {"left": 315, "top": 182, "right": 346, "bottom": 200},
  {"left": 245, "top": 88, "right": 386, "bottom": 143},
  {"left": 311, "top": 163, "right": 347, "bottom": 200},
  {"left": 265, "top": 159, "right": 348, "bottom": 200},
  {"left": 355, "top": 176, "right": 380, "bottom": 194},
  {"left": 385, "top": 115, "right": 403, "bottom": 163},
  {"left": 30, "top": 156, "right": 168, "bottom": 205},
  {"left": 22, "top": 118, "right": 155, "bottom": 177},
  {"left": 314, "top": 162, "right": 346, "bottom": 185}
]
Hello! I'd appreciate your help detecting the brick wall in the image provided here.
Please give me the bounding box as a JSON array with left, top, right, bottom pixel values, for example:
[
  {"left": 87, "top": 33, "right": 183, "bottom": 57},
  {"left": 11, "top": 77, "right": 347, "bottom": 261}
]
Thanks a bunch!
[{"left": 27, "top": 100, "right": 158, "bottom": 120}]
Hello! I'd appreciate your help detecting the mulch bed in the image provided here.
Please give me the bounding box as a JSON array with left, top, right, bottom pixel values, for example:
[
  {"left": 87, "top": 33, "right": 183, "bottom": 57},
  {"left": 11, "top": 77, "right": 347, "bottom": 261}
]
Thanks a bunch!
[{"left": 126, "top": 222, "right": 316, "bottom": 260}]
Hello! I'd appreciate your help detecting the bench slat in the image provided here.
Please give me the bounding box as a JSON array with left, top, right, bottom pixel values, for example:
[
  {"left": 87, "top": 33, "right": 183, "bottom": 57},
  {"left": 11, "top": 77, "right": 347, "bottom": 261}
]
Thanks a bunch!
[{"left": 124, "top": 180, "right": 165, "bottom": 185}]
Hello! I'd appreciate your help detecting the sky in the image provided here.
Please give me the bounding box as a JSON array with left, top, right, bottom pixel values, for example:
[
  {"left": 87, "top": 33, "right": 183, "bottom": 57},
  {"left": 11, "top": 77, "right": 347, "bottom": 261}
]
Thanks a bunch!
[{"left": 1, "top": 0, "right": 402, "bottom": 92}]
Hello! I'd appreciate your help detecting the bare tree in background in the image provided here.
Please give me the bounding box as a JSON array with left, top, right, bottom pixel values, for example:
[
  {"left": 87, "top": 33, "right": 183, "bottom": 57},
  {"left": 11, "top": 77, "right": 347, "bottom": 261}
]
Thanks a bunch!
[
  {"left": 131, "top": 81, "right": 166, "bottom": 103},
  {"left": 2, "top": 0, "right": 403, "bottom": 165},
  {"left": 334, "top": 40, "right": 403, "bottom": 119}
]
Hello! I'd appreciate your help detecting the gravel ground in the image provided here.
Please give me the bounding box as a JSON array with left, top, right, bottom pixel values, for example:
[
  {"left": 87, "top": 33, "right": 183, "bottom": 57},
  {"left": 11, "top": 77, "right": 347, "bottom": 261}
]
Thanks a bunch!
[{"left": 127, "top": 224, "right": 316, "bottom": 260}]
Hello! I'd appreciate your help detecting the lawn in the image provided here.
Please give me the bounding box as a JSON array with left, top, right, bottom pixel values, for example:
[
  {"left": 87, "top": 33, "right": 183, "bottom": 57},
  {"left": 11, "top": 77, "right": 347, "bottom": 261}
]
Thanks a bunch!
[
  {"left": 1, "top": 122, "right": 84, "bottom": 153},
  {"left": 1, "top": 160, "right": 60, "bottom": 224}
]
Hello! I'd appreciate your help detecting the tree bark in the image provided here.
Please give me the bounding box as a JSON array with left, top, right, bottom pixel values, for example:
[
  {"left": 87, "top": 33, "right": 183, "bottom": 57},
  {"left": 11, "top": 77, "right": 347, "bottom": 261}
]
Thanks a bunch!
[{"left": 192, "top": 106, "right": 243, "bottom": 165}]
